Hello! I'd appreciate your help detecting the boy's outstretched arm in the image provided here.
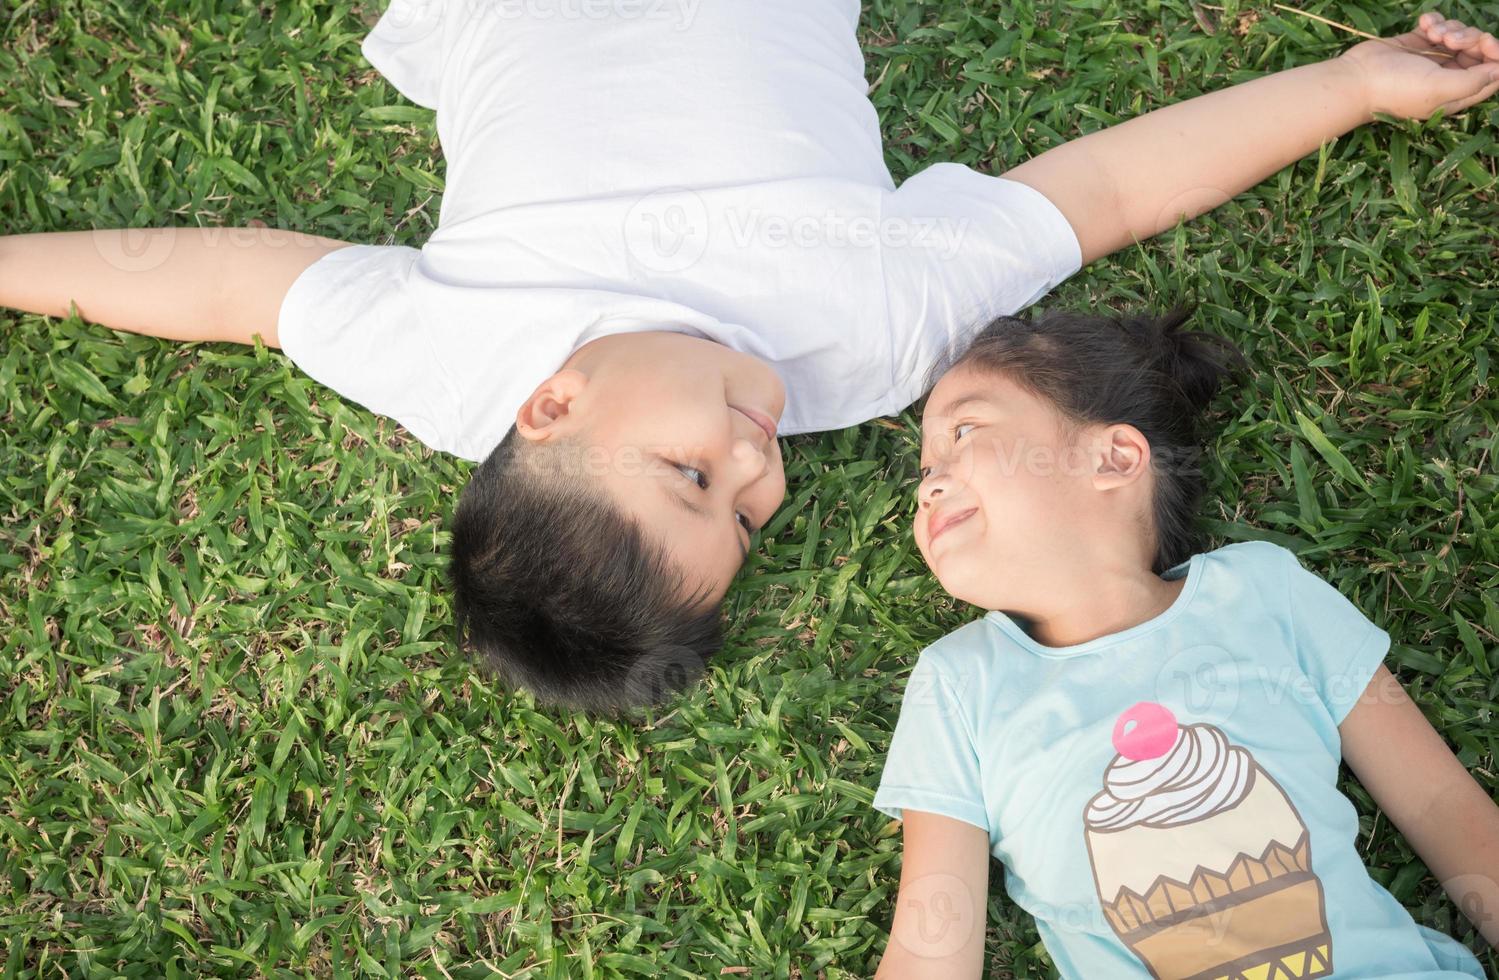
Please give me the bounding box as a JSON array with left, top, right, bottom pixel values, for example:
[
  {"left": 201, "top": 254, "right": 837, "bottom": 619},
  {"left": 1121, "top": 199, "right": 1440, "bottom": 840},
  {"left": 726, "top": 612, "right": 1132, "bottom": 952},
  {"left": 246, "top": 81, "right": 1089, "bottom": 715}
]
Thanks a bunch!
[
  {"left": 1005, "top": 12, "right": 1499, "bottom": 266},
  {"left": 0, "top": 227, "right": 352, "bottom": 347}
]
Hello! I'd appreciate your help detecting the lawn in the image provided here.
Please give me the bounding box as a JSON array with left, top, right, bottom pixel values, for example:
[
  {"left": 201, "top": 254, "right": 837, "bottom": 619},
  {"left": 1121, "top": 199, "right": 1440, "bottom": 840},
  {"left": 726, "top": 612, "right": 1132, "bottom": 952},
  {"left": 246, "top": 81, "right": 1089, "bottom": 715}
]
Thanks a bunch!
[{"left": 1, "top": 0, "right": 1497, "bottom": 976}]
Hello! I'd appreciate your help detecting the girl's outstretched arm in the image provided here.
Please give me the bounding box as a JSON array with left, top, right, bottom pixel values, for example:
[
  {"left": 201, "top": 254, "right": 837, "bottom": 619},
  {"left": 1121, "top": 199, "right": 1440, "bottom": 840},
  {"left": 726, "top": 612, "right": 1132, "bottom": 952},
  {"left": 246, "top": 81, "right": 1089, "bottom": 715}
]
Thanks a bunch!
[
  {"left": 875, "top": 810, "right": 991, "bottom": 979},
  {"left": 1004, "top": 12, "right": 1499, "bottom": 267},
  {"left": 1341, "top": 663, "right": 1499, "bottom": 949},
  {"left": 0, "top": 227, "right": 351, "bottom": 347}
]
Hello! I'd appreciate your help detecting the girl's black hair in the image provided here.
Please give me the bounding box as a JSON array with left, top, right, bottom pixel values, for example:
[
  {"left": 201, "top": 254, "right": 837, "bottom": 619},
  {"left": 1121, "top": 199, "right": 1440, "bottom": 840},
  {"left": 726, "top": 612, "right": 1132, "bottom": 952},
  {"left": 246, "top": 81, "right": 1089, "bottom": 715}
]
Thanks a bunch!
[{"left": 928, "top": 303, "right": 1248, "bottom": 573}]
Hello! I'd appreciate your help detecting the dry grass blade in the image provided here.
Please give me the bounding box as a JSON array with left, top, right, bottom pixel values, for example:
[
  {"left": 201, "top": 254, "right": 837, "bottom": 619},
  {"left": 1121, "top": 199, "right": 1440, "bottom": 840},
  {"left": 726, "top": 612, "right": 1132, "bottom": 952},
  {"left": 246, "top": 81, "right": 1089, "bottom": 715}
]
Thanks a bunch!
[{"left": 1271, "top": 3, "right": 1458, "bottom": 59}]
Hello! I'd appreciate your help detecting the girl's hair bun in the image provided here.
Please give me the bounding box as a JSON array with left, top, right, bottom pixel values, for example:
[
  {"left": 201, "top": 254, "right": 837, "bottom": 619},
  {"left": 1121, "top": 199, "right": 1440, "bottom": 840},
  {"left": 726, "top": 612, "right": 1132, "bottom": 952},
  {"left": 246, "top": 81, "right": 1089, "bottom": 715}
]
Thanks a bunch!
[{"left": 1122, "top": 302, "right": 1248, "bottom": 415}]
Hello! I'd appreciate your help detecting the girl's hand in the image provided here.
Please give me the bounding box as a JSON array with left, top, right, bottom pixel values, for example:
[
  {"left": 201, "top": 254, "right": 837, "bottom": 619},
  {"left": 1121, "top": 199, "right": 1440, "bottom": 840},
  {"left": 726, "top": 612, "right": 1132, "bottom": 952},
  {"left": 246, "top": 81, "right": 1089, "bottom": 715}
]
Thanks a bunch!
[{"left": 1338, "top": 12, "right": 1499, "bottom": 119}]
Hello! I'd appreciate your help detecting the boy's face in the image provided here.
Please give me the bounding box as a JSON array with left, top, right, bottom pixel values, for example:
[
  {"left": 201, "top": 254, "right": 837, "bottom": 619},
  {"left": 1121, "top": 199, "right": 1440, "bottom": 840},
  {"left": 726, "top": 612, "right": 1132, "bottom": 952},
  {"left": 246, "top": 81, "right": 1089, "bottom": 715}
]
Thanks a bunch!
[
  {"left": 518, "top": 332, "right": 788, "bottom": 605},
  {"left": 915, "top": 365, "right": 1099, "bottom": 611}
]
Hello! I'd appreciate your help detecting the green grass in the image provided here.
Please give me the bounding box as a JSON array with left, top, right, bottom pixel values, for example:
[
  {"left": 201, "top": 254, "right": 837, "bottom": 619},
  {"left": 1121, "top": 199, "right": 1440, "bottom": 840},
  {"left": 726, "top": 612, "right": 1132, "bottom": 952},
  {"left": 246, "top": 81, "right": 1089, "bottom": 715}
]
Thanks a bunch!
[{"left": 2, "top": 0, "right": 1497, "bottom": 976}]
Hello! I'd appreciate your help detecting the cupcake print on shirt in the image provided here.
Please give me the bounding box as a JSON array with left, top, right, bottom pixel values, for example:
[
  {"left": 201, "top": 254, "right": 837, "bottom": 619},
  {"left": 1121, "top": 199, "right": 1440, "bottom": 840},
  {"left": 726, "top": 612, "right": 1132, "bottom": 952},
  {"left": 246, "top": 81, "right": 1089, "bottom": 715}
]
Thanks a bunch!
[{"left": 1083, "top": 702, "right": 1332, "bottom": 980}]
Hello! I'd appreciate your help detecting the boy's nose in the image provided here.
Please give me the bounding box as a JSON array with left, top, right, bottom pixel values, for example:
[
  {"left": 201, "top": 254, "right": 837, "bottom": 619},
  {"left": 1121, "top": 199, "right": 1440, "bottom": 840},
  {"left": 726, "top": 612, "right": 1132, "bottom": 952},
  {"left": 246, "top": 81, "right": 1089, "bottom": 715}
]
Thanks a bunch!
[{"left": 730, "top": 437, "right": 770, "bottom": 481}]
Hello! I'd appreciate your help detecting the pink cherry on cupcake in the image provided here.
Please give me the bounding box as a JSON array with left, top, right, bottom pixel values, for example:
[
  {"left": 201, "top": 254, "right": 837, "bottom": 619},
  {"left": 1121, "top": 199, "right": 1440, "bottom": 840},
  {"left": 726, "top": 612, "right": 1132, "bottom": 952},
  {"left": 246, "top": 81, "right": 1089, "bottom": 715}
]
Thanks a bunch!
[{"left": 1112, "top": 702, "right": 1179, "bottom": 760}]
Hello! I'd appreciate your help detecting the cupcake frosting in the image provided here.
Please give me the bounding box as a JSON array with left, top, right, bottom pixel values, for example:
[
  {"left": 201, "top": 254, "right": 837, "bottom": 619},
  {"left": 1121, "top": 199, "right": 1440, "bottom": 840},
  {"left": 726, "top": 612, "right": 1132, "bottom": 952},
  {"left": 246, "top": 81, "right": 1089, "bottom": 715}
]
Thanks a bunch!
[{"left": 1084, "top": 721, "right": 1254, "bottom": 831}]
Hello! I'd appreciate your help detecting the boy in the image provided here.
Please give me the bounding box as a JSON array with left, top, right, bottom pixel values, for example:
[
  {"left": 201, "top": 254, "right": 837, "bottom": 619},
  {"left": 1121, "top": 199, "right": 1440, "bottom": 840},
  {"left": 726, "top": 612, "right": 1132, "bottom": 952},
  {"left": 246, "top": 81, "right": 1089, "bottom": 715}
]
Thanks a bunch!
[{"left": 2, "top": 3, "right": 1496, "bottom": 712}]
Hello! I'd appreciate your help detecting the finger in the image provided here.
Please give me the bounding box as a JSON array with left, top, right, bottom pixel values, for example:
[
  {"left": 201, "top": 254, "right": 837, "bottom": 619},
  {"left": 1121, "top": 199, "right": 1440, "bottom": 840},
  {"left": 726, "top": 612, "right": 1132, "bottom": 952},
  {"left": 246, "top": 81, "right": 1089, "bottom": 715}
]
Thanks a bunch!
[
  {"left": 1418, "top": 11, "right": 1441, "bottom": 29},
  {"left": 1443, "top": 76, "right": 1499, "bottom": 114},
  {"left": 1423, "top": 18, "right": 1469, "bottom": 47},
  {"left": 1456, "top": 28, "right": 1499, "bottom": 60},
  {"left": 1438, "top": 24, "right": 1481, "bottom": 49},
  {"left": 1435, "top": 64, "right": 1499, "bottom": 113},
  {"left": 1423, "top": 16, "right": 1461, "bottom": 36},
  {"left": 1431, "top": 23, "right": 1498, "bottom": 59},
  {"left": 1478, "top": 29, "right": 1499, "bottom": 61}
]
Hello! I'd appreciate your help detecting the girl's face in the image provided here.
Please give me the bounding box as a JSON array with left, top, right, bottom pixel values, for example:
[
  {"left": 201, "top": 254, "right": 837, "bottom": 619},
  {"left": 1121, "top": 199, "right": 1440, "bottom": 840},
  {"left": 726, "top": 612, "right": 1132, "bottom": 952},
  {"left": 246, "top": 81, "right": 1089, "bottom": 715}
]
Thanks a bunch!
[{"left": 915, "top": 364, "right": 1104, "bottom": 611}]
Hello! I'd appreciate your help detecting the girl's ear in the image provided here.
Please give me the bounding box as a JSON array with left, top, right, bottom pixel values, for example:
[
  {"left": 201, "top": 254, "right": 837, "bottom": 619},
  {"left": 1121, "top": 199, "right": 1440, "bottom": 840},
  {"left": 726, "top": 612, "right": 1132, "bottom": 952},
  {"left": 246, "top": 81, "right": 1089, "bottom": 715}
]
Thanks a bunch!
[
  {"left": 1091, "top": 424, "right": 1152, "bottom": 490},
  {"left": 515, "top": 369, "right": 589, "bottom": 441}
]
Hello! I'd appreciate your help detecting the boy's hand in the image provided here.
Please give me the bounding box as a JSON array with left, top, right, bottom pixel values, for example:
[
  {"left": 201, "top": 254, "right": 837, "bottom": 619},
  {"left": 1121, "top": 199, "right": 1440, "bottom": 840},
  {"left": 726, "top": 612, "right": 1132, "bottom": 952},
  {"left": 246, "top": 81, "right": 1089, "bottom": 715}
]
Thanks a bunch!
[
  {"left": 1338, "top": 12, "right": 1499, "bottom": 119},
  {"left": 0, "top": 229, "right": 350, "bottom": 348}
]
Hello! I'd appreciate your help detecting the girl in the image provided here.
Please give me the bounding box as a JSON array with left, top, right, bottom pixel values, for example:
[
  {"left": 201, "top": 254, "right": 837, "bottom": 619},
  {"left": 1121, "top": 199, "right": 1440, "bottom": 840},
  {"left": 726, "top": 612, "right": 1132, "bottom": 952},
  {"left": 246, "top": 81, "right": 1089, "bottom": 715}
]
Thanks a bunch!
[{"left": 871, "top": 307, "right": 1499, "bottom": 978}]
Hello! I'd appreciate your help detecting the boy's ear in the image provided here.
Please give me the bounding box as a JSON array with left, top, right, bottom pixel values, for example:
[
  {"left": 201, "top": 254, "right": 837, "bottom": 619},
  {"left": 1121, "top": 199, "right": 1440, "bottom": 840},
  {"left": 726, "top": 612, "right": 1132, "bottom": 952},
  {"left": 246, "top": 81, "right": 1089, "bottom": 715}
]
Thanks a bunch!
[
  {"left": 1091, "top": 424, "right": 1152, "bottom": 490},
  {"left": 515, "top": 369, "right": 589, "bottom": 442}
]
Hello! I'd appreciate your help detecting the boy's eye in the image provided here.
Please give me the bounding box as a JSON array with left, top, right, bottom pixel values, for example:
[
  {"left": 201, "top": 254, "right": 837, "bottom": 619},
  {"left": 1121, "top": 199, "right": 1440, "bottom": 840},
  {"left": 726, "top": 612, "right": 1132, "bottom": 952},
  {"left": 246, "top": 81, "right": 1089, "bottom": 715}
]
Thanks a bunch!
[
  {"left": 676, "top": 461, "right": 755, "bottom": 536},
  {"left": 953, "top": 422, "right": 975, "bottom": 441},
  {"left": 675, "top": 463, "right": 709, "bottom": 490}
]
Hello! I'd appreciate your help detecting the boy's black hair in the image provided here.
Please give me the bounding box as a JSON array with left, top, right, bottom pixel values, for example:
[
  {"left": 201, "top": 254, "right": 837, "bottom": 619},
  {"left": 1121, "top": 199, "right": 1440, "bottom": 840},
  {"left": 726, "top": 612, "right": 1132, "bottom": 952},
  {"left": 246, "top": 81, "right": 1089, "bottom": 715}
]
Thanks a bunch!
[
  {"left": 930, "top": 303, "right": 1247, "bottom": 574},
  {"left": 447, "top": 428, "right": 723, "bottom": 714}
]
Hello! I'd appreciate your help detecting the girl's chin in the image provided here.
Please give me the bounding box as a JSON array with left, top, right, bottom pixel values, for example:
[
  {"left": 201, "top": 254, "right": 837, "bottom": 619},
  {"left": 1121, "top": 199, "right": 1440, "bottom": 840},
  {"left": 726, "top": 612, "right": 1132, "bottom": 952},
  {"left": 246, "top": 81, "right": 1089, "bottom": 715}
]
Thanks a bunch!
[{"left": 929, "top": 557, "right": 998, "bottom": 608}]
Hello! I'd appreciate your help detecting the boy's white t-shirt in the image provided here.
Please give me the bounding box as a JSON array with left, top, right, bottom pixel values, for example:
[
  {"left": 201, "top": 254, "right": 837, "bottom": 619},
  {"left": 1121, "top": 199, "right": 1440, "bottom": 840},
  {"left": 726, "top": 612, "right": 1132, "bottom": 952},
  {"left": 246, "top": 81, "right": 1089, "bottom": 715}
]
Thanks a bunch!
[{"left": 277, "top": 0, "right": 1083, "bottom": 462}]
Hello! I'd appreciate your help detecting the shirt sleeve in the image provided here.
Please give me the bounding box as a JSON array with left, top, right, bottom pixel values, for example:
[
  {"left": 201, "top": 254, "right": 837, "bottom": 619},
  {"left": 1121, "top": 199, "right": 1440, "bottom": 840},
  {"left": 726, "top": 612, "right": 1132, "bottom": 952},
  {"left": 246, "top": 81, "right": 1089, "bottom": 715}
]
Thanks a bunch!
[
  {"left": 873, "top": 651, "right": 991, "bottom": 836},
  {"left": 882, "top": 161, "right": 1084, "bottom": 403},
  {"left": 277, "top": 244, "right": 464, "bottom": 457},
  {"left": 1279, "top": 547, "right": 1392, "bottom": 726},
  {"left": 360, "top": 0, "right": 461, "bottom": 110}
]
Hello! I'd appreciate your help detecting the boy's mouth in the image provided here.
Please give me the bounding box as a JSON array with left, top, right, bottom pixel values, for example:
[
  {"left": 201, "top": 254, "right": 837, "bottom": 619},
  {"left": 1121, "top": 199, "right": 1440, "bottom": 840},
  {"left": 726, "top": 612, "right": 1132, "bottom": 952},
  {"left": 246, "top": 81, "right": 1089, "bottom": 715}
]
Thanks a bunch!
[
  {"left": 732, "top": 405, "right": 779, "bottom": 442},
  {"left": 928, "top": 506, "right": 977, "bottom": 544}
]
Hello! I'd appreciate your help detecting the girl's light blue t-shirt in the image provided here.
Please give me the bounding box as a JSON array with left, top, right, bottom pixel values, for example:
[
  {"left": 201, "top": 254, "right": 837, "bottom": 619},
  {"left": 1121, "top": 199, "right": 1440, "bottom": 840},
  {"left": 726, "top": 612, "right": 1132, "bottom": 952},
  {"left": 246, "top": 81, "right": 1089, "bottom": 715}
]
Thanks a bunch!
[{"left": 873, "top": 541, "right": 1486, "bottom": 979}]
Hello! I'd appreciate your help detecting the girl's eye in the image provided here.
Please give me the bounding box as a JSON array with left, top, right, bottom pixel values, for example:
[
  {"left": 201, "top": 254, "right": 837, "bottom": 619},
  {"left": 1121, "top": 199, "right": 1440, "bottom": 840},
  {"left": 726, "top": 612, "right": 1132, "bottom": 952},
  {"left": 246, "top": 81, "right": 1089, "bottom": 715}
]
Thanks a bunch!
[{"left": 916, "top": 424, "right": 974, "bottom": 479}]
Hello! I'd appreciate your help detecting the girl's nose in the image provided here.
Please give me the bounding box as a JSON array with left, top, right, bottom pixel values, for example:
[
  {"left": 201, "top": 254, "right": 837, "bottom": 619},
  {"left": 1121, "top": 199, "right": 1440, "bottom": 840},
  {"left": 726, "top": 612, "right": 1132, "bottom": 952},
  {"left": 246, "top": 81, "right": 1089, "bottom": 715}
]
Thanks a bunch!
[{"left": 918, "top": 469, "right": 951, "bottom": 507}]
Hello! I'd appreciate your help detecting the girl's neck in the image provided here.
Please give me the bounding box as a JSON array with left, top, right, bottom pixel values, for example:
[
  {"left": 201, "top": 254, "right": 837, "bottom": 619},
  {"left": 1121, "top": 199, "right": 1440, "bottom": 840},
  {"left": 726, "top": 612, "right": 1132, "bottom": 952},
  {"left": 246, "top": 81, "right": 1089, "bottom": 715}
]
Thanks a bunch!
[{"left": 1015, "top": 561, "right": 1187, "bottom": 649}]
